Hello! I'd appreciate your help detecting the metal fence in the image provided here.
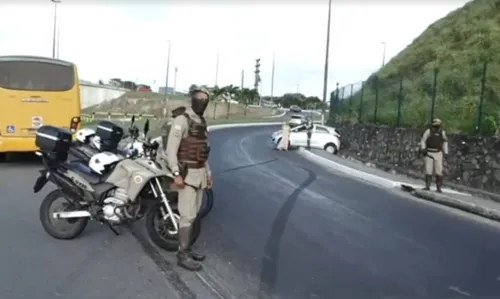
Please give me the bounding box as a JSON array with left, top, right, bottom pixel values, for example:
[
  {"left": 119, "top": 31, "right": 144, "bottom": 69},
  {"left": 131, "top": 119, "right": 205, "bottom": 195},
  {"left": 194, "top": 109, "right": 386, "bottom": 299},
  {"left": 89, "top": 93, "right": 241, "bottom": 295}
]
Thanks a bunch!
[{"left": 329, "top": 62, "right": 500, "bottom": 134}]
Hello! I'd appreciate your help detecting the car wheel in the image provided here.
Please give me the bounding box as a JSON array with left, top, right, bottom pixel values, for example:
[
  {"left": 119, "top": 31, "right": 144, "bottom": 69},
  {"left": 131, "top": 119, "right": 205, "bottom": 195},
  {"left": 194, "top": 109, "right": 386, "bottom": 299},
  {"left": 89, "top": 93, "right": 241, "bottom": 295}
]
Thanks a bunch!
[{"left": 324, "top": 143, "right": 337, "bottom": 155}]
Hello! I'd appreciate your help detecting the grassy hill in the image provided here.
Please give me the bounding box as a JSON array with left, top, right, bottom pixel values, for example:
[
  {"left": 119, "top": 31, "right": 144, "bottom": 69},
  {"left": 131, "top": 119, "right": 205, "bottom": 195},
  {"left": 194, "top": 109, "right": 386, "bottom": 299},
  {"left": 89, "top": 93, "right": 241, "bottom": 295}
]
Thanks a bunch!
[
  {"left": 334, "top": 0, "right": 500, "bottom": 134},
  {"left": 82, "top": 91, "right": 275, "bottom": 119}
]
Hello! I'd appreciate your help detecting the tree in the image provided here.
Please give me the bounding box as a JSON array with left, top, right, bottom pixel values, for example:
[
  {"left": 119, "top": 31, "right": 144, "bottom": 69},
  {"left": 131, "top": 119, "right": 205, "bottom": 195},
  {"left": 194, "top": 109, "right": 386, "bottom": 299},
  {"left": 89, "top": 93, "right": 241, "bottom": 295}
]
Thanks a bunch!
[
  {"left": 122, "top": 81, "right": 137, "bottom": 90},
  {"left": 109, "top": 78, "right": 122, "bottom": 87},
  {"left": 240, "top": 88, "right": 260, "bottom": 116},
  {"left": 208, "top": 85, "right": 225, "bottom": 119},
  {"left": 222, "top": 84, "right": 239, "bottom": 119}
]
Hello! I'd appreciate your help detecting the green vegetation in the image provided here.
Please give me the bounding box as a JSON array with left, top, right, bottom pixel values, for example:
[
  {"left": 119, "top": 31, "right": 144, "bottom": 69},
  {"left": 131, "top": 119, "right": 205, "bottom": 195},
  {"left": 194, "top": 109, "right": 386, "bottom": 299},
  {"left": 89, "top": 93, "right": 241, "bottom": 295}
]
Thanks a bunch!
[
  {"left": 83, "top": 84, "right": 275, "bottom": 119},
  {"left": 190, "top": 84, "right": 261, "bottom": 117},
  {"left": 333, "top": 0, "right": 500, "bottom": 134},
  {"left": 261, "top": 93, "right": 324, "bottom": 110},
  {"left": 117, "top": 91, "right": 187, "bottom": 101}
]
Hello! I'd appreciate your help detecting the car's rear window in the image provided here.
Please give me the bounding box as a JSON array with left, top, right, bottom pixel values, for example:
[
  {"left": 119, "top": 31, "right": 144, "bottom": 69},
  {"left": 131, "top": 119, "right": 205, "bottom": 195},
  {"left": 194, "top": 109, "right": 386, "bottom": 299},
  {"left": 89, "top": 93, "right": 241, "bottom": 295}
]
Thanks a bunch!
[{"left": 291, "top": 115, "right": 304, "bottom": 119}]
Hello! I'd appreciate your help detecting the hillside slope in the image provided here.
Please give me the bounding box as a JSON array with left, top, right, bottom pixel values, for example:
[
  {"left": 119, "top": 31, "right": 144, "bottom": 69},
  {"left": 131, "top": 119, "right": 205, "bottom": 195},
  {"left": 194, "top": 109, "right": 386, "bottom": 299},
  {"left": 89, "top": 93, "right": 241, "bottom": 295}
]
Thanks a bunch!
[
  {"left": 82, "top": 93, "right": 274, "bottom": 119},
  {"left": 337, "top": 0, "right": 500, "bottom": 133}
]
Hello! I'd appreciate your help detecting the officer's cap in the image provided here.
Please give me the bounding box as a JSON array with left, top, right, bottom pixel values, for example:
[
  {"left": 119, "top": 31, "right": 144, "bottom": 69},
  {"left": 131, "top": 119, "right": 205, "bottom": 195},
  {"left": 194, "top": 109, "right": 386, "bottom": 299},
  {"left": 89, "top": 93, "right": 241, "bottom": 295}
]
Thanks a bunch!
[{"left": 432, "top": 118, "right": 442, "bottom": 126}]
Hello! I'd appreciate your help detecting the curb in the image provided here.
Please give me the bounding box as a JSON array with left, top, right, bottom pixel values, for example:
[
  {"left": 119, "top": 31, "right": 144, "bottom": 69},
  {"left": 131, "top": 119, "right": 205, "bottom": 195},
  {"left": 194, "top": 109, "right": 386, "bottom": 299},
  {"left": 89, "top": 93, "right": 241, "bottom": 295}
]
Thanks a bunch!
[
  {"left": 409, "top": 188, "right": 500, "bottom": 222},
  {"left": 264, "top": 110, "right": 287, "bottom": 118},
  {"left": 297, "top": 147, "right": 401, "bottom": 189},
  {"left": 297, "top": 147, "right": 500, "bottom": 222}
]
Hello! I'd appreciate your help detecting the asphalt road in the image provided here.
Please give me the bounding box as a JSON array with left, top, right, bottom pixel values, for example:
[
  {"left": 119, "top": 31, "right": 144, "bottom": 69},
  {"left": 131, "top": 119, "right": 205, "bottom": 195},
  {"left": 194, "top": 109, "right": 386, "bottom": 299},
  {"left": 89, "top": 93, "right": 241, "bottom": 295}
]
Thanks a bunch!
[{"left": 2, "top": 125, "right": 500, "bottom": 299}]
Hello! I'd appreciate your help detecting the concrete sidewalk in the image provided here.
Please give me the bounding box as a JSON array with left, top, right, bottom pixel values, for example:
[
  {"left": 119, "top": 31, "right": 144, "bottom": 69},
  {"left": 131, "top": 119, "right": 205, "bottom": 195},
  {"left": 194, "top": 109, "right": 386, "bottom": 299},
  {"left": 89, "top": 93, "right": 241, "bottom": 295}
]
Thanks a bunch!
[{"left": 297, "top": 148, "right": 500, "bottom": 222}]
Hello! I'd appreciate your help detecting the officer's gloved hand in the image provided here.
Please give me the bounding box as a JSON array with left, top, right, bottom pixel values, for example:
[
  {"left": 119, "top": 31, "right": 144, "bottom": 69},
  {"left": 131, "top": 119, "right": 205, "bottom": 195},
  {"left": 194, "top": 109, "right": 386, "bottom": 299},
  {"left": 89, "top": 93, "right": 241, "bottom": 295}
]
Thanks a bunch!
[{"left": 420, "top": 148, "right": 427, "bottom": 157}]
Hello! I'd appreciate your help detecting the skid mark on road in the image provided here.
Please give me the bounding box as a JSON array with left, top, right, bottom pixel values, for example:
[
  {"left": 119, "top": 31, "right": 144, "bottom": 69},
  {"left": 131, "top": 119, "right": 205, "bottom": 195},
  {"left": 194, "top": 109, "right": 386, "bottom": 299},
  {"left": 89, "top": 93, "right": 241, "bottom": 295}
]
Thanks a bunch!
[{"left": 257, "top": 166, "right": 317, "bottom": 299}]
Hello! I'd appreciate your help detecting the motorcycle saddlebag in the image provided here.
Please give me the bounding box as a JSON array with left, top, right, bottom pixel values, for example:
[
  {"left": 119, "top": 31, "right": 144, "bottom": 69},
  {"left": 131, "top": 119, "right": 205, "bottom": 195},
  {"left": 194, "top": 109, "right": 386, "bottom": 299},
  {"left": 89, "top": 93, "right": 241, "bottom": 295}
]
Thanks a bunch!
[
  {"left": 96, "top": 120, "right": 124, "bottom": 150},
  {"left": 35, "top": 125, "right": 72, "bottom": 153}
]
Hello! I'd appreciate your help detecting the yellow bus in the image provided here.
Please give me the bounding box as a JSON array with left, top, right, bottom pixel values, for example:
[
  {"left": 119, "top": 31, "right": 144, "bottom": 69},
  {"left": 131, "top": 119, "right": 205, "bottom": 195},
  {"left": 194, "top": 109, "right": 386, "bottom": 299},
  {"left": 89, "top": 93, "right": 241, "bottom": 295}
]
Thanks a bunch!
[{"left": 0, "top": 55, "right": 81, "bottom": 157}]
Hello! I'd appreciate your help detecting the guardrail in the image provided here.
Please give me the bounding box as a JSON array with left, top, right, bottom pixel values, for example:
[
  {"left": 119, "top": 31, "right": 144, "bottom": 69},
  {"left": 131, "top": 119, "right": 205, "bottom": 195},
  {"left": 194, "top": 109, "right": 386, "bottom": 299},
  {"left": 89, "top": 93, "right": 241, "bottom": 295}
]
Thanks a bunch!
[{"left": 81, "top": 112, "right": 157, "bottom": 122}]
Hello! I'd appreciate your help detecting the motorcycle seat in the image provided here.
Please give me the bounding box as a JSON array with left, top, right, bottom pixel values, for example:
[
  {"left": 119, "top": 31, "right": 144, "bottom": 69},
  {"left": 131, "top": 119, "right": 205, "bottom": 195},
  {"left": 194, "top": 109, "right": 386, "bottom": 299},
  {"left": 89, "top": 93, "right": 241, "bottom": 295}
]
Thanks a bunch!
[{"left": 66, "top": 161, "right": 106, "bottom": 185}]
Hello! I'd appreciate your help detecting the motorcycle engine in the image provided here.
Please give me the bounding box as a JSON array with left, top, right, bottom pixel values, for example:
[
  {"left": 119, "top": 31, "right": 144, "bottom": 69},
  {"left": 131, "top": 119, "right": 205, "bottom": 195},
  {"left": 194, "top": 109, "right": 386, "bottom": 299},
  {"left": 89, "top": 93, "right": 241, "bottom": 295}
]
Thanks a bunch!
[{"left": 102, "top": 188, "right": 130, "bottom": 223}]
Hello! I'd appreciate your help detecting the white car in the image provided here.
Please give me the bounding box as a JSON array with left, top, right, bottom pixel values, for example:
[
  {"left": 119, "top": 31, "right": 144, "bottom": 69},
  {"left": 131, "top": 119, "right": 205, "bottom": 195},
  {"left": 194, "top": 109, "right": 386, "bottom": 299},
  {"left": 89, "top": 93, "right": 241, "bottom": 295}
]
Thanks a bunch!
[
  {"left": 271, "top": 124, "right": 341, "bottom": 154},
  {"left": 289, "top": 114, "right": 306, "bottom": 127}
]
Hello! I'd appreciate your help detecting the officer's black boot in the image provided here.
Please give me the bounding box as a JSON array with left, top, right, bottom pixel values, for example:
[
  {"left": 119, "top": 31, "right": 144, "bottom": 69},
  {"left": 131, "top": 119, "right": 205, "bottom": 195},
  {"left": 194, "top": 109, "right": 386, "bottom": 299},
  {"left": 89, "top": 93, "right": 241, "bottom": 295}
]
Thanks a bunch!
[
  {"left": 188, "top": 216, "right": 205, "bottom": 262},
  {"left": 177, "top": 227, "right": 202, "bottom": 271},
  {"left": 436, "top": 176, "right": 443, "bottom": 193},
  {"left": 189, "top": 248, "right": 206, "bottom": 262},
  {"left": 423, "top": 175, "right": 431, "bottom": 191}
]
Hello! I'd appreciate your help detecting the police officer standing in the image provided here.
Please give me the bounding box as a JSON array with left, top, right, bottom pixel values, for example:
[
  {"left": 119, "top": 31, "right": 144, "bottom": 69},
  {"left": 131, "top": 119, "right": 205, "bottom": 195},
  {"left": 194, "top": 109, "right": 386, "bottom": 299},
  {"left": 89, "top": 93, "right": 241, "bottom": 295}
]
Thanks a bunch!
[
  {"left": 305, "top": 116, "right": 313, "bottom": 150},
  {"left": 165, "top": 87, "right": 212, "bottom": 271},
  {"left": 420, "top": 118, "right": 448, "bottom": 193}
]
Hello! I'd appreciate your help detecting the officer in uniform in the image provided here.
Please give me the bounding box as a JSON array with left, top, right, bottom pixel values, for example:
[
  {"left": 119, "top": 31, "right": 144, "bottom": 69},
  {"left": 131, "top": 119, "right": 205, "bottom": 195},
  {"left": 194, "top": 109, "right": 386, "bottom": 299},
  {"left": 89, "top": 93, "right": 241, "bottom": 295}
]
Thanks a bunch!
[
  {"left": 305, "top": 116, "right": 313, "bottom": 150},
  {"left": 165, "top": 87, "right": 212, "bottom": 271},
  {"left": 420, "top": 118, "right": 448, "bottom": 192}
]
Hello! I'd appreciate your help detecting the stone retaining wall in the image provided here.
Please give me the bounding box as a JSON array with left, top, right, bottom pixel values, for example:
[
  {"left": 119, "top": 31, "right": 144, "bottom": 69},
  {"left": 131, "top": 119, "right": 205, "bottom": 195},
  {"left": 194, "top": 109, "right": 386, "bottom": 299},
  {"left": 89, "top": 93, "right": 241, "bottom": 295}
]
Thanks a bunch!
[{"left": 335, "top": 123, "right": 500, "bottom": 194}]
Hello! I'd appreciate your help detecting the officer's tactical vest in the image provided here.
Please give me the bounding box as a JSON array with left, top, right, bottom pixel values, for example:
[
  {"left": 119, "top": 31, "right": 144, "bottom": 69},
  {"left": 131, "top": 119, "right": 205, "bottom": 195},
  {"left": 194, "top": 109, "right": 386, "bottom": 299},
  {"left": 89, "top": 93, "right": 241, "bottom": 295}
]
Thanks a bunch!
[
  {"left": 161, "top": 107, "right": 209, "bottom": 168},
  {"left": 426, "top": 129, "right": 444, "bottom": 150}
]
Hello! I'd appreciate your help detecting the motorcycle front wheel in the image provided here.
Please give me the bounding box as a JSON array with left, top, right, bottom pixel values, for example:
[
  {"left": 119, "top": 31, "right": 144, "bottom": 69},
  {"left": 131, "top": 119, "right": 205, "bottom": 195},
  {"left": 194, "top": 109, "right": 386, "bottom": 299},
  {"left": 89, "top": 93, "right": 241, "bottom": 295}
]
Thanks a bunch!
[{"left": 145, "top": 202, "right": 201, "bottom": 251}]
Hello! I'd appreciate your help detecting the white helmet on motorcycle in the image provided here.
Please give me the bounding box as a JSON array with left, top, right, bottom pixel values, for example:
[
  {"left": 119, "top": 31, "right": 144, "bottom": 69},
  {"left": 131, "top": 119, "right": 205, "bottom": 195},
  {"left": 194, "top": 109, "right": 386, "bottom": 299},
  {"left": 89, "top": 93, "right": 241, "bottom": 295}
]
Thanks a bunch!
[
  {"left": 76, "top": 128, "right": 96, "bottom": 144},
  {"left": 88, "top": 152, "right": 121, "bottom": 174}
]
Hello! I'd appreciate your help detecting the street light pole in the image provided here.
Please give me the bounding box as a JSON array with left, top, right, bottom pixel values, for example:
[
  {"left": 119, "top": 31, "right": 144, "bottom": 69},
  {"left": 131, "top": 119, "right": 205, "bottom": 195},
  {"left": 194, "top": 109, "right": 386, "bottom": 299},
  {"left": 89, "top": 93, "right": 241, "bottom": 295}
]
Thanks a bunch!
[
  {"left": 215, "top": 53, "right": 219, "bottom": 86},
  {"left": 321, "top": 0, "right": 332, "bottom": 125},
  {"left": 174, "top": 67, "right": 178, "bottom": 95},
  {"left": 381, "top": 41, "right": 386, "bottom": 67},
  {"left": 164, "top": 40, "right": 171, "bottom": 117},
  {"left": 51, "top": 0, "right": 61, "bottom": 59},
  {"left": 56, "top": 22, "right": 60, "bottom": 58},
  {"left": 270, "top": 52, "right": 275, "bottom": 102}
]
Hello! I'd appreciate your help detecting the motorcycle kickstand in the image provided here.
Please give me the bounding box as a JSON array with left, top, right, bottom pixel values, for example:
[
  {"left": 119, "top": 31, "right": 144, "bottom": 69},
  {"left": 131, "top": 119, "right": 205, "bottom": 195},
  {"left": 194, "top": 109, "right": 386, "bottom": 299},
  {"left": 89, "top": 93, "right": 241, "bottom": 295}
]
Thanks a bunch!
[{"left": 106, "top": 223, "right": 121, "bottom": 236}]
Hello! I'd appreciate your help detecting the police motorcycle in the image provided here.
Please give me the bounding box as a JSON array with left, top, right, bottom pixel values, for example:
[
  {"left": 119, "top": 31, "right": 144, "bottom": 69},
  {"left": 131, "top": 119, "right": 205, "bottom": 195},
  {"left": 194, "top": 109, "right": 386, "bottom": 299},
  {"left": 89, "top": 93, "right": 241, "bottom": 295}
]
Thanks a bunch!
[{"left": 33, "top": 122, "right": 201, "bottom": 252}]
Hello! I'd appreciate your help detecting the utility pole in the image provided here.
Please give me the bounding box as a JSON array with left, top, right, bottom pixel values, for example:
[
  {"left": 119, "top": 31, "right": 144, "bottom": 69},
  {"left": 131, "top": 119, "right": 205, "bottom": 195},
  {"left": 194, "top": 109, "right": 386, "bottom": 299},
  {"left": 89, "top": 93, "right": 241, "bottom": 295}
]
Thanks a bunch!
[
  {"left": 381, "top": 41, "right": 387, "bottom": 67},
  {"left": 51, "top": 0, "right": 61, "bottom": 59},
  {"left": 56, "top": 22, "right": 60, "bottom": 58},
  {"left": 174, "top": 67, "right": 178, "bottom": 95},
  {"left": 241, "top": 69, "right": 244, "bottom": 89},
  {"left": 215, "top": 53, "right": 219, "bottom": 86},
  {"left": 270, "top": 52, "right": 275, "bottom": 102},
  {"left": 164, "top": 40, "right": 171, "bottom": 117},
  {"left": 321, "top": 0, "right": 332, "bottom": 125},
  {"left": 240, "top": 69, "right": 244, "bottom": 103}
]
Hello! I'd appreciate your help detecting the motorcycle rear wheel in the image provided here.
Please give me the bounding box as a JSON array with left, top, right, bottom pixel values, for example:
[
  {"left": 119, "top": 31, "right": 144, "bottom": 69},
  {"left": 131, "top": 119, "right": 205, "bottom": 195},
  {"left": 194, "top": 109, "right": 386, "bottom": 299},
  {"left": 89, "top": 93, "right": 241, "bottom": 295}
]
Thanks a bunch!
[
  {"left": 39, "top": 190, "right": 89, "bottom": 240},
  {"left": 145, "top": 202, "right": 201, "bottom": 251}
]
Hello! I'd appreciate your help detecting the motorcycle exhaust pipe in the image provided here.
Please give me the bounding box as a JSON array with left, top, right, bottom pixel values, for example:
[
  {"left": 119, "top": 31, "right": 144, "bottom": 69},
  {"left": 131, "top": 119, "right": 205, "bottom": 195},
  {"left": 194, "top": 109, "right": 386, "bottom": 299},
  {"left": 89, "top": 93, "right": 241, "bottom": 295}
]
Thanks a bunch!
[{"left": 53, "top": 211, "right": 91, "bottom": 219}]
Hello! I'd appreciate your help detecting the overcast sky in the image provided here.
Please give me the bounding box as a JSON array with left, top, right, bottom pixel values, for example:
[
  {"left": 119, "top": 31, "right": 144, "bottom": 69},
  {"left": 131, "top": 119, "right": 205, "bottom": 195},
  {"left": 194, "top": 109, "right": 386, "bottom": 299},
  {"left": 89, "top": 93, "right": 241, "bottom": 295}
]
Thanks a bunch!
[{"left": 0, "top": 1, "right": 469, "bottom": 97}]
